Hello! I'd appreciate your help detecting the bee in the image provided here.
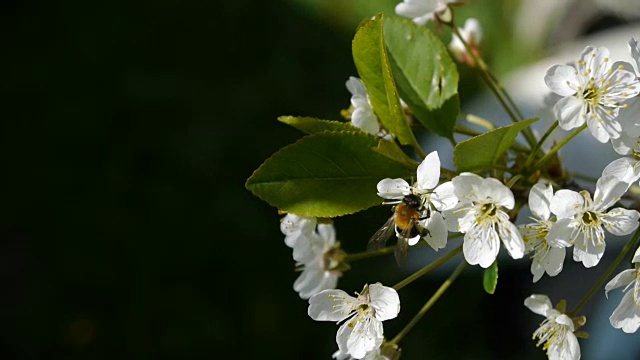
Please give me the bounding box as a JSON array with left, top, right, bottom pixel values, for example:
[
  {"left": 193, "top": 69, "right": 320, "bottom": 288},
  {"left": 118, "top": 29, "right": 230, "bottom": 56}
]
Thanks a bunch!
[{"left": 367, "top": 193, "right": 426, "bottom": 265}]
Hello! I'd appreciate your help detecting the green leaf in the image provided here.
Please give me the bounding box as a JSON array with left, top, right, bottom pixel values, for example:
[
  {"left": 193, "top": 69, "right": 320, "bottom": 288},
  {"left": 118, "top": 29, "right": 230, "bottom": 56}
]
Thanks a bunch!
[
  {"left": 245, "top": 131, "right": 413, "bottom": 217},
  {"left": 278, "top": 116, "right": 357, "bottom": 135},
  {"left": 483, "top": 260, "right": 498, "bottom": 295},
  {"left": 352, "top": 14, "right": 420, "bottom": 148},
  {"left": 453, "top": 118, "right": 538, "bottom": 172},
  {"left": 372, "top": 139, "right": 419, "bottom": 171},
  {"left": 384, "top": 17, "right": 459, "bottom": 140}
]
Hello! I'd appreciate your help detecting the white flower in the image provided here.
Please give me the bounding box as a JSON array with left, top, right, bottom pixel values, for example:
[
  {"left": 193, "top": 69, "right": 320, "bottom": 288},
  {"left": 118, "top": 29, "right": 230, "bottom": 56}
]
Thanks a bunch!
[
  {"left": 308, "top": 283, "right": 400, "bottom": 359},
  {"left": 345, "top": 77, "right": 380, "bottom": 136},
  {"left": 518, "top": 182, "right": 570, "bottom": 283},
  {"left": 281, "top": 214, "right": 346, "bottom": 299},
  {"left": 449, "top": 18, "right": 482, "bottom": 65},
  {"left": 544, "top": 46, "right": 640, "bottom": 143},
  {"left": 377, "top": 151, "right": 458, "bottom": 250},
  {"left": 281, "top": 213, "right": 318, "bottom": 262},
  {"left": 524, "top": 294, "right": 581, "bottom": 360},
  {"left": 547, "top": 175, "right": 639, "bottom": 268},
  {"left": 395, "top": 0, "right": 455, "bottom": 25},
  {"left": 602, "top": 97, "right": 640, "bottom": 185},
  {"left": 443, "top": 173, "right": 524, "bottom": 268},
  {"left": 605, "top": 262, "right": 640, "bottom": 333},
  {"left": 332, "top": 348, "right": 388, "bottom": 360}
]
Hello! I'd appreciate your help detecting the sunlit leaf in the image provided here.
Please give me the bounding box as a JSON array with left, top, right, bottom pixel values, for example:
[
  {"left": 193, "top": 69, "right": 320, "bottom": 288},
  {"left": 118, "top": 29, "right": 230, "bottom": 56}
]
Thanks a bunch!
[
  {"left": 352, "top": 14, "right": 420, "bottom": 148},
  {"left": 246, "top": 131, "right": 413, "bottom": 217},
  {"left": 453, "top": 118, "right": 538, "bottom": 172},
  {"left": 384, "top": 17, "right": 459, "bottom": 140}
]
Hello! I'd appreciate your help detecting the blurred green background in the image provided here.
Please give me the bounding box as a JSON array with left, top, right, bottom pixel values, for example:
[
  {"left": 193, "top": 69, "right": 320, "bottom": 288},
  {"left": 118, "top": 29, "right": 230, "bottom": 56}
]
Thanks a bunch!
[{"left": 3, "top": 0, "right": 640, "bottom": 359}]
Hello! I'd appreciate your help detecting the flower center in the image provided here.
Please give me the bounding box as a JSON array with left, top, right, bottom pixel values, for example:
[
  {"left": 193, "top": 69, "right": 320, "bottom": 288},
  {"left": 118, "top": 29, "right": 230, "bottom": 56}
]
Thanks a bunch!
[
  {"left": 323, "top": 246, "right": 349, "bottom": 275},
  {"left": 581, "top": 211, "right": 599, "bottom": 225},
  {"left": 481, "top": 203, "right": 497, "bottom": 217},
  {"left": 533, "top": 318, "right": 569, "bottom": 353}
]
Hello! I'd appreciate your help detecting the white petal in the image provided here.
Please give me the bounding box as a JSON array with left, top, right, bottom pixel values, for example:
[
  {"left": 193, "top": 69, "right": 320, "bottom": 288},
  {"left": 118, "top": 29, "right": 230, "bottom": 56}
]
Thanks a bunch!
[
  {"left": 531, "top": 258, "right": 545, "bottom": 283},
  {"left": 395, "top": 0, "right": 435, "bottom": 24},
  {"left": 351, "top": 107, "right": 380, "bottom": 135},
  {"left": 317, "top": 223, "right": 337, "bottom": 247},
  {"left": 422, "top": 212, "right": 448, "bottom": 250},
  {"left": 463, "top": 225, "right": 500, "bottom": 268},
  {"left": 546, "top": 218, "right": 577, "bottom": 247},
  {"left": 295, "top": 269, "right": 330, "bottom": 299},
  {"left": 602, "top": 208, "right": 640, "bottom": 236},
  {"left": 634, "top": 246, "right": 640, "bottom": 263},
  {"left": 543, "top": 247, "right": 566, "bottom": 277},
  {"left": 337, "top": 318, "right": 382, "bottom": 359},
  {"left": 292, "top": 233, "right": 320, "bottom": 263},
  {"left": 610, "top": 290, "right": 640, "bottom": 333},
  {"left": 308, "top": 289, "right": 355, "bottom": 322},
  {"left": 573, "top": 234, "right": 605, "bottom": 268},
  {"left": 554, "top": 96, "right": 586, "bottom": 131},
  {"left": 451, "top": 172, "right": 484, "bottom": 200},
  {"left": 548, "top": 330, "right": 580, "bottom": 360},
  {"left": 529, "top": 182, "right": 553, "bottom": 221},
  {"left": 605, "top": 269, "right": 636, "bottom": 296},
  {"left": 416, "top": 151, "right": 441, "bottom": 191},
  {"left": 544, "top": 64, "right": 580, "bottom": 96},
  {"left": 377, "top": 178, "right": 411, "bottom": 199},
  {"left": 587, "top": 106, "right": 619, "bottom": 143},
  {"left": 431, "top": 181, "right": 458, "bottom": 211},
  {"left": 524, "top": 294, "right": 552, "bottom": 316},
  {"left": 481, "top": 177, "right": 515, "bottom": 210},
  {"left": 550, "top": 190, "right": 583, "bottom": 218},
  {"left": 346, "top": 77, "right": 366, "bottom": 97},
  {"left": 369, "top": 283, "right": 401, "bottom": 321},
  {"left": 499, "top": 220, "right": 525, "bottom": 259},
  {"left": 602, "top": 157, "right": 640, "bottom": 184},
  {"left": 594, "top": 175, "right": 630, "bottom": 210}
]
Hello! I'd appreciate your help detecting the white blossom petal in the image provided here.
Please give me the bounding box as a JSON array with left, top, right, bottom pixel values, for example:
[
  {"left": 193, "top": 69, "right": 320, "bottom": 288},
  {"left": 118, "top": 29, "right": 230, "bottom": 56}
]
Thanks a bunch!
[
  {"left": 451, "top": 172, "right": 484, "bottom": 200},
  {"left": 416, "top": 151, "right": 440, "bottom": 190},
  {"left": 546, "top": 218, "right": 577, "bottom": 247},
  {"left": 548, "top": 331, "right": 580, "bottom": 360},
  {"left": 308, "top": 289, "right": 355, "bottom": 322},
  {"left": 422, "top": 212, "right": 448, "bottom": 250},
  {"left": 377, "top": 178, "right": 411, "bottom": 199},
  {"left": 337, "top": 318, "right": 382, "bottom": 359},
  {"left": 550, "top": 190, "right": 584, "bottom": 219},
  {"left": 499, "top": 220, "right": 525, "bottom": 259},
  {"left": 544, "top": 64, "right": 580, "bottom": 96},
  {"left": 602, "top": 208, "right": 640, "bottom": 236},
  {"left": 431, "top": 181, "right": 458, "bottom": 211},
  {"left": 463, "top": 225, "right": 500, "bottom": 268},
  {"left": 529, "top": 182, "right": 553, "bottom": 221},
  {"left": 605, "top": 269, "right": 636, "bottom": 296},
  {"left": 369, "top": 283, "right": 401, "bottom": 321},
  {"left": 629, "top": 37, "right": 640, "bottom": 74},
  {"left": 554, "top": 96, "right": 586, "bottom": 130},
  {"left": 594, "top": 175, "right": 630, "bottom": 210},
  {"left": 610, "top": 290, "right": 640, "bottom": 333},
  {"left": 524, "top": 294, "right": 553, "bottom": 316},
  {"left": 603, "top": 157, "right": 640, "bottom": 184},
  {"left": 573, "top": 234, "right": 605, "bottom": 268}
]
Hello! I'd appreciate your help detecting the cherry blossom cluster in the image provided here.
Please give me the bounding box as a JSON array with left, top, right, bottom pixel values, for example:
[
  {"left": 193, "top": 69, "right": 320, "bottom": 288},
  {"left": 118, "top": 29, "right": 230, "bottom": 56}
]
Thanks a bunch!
[{"left": 273, "top": 1, "right": 640, "bottom": 359}]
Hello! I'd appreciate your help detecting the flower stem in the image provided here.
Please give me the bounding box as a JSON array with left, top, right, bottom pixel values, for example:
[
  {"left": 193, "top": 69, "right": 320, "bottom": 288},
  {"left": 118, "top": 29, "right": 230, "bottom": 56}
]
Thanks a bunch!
[
  {"left": 570, "top": 228, "right": 640, "bottom": 315},
  {"left": 524, "top": 120, "right": 559, "bottom": 169},
  {"left": 389, "top": 260, "right": 467, "bottom": 345},
  {"left": 450, "top": 26, "right": 536, "bottom": 148},
  {"left": 393, "top": 244, "right": 463, "bottom": 291},
  {"left": 531, "top": 123, "right": 587, "bottom": 172}
]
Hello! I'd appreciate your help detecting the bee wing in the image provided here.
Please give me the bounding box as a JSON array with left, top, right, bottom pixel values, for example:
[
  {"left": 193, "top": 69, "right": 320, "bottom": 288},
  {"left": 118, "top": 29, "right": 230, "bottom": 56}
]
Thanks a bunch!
[
  {"left": 367, "top": 216, "right": 396, "bottom": 251},
  {"left": 394, "top": 237, "right": 409, "bottom": 266},
  {"left": 395, "top": 218, "right": 420, "bottom": 266}
]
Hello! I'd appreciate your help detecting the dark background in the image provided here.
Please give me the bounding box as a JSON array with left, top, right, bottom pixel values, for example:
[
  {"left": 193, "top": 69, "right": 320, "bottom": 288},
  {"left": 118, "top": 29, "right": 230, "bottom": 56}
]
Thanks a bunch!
[{"left": 3, "top": 0, "right": 640, "bottom": 359}]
